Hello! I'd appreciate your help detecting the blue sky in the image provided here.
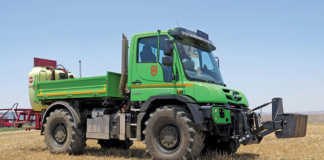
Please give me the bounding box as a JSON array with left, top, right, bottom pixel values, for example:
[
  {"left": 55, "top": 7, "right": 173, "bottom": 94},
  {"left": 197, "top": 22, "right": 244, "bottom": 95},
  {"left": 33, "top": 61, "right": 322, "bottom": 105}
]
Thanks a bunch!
[{"left": 0, "top": 0, "right": 323, "bottom": 112}]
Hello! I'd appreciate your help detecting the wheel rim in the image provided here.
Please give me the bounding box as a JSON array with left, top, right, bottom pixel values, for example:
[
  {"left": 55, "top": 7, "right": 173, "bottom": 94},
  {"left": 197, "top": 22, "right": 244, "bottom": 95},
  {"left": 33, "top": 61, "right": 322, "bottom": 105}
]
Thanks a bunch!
[
  {"left": 53, "top": 123, "right": 67, "bottom": 145},
  {"left": 159, "top": 125, "right": 180, "bottom": 150}
]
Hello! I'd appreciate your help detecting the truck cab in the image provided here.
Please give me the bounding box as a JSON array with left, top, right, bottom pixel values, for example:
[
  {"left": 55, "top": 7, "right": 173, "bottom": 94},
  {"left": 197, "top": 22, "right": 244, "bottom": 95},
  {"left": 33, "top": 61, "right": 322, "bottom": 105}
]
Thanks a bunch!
[{"left": 128, "top": 28, "right": 248, "bottom": 106}]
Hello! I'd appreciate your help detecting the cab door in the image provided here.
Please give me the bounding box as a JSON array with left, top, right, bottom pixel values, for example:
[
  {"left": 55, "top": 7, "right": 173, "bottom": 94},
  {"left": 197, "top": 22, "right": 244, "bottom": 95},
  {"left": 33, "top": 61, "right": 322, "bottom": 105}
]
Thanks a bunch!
[{"left": 130, "top": 34, "right": 176, "bottom": 101}]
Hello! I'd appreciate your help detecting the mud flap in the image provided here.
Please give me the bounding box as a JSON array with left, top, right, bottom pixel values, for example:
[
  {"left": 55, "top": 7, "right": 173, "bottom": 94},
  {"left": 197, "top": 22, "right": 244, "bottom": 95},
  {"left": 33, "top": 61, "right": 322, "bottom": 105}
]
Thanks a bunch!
[{"left": 275, "top": 113, "right": 308, "bottom": 138}]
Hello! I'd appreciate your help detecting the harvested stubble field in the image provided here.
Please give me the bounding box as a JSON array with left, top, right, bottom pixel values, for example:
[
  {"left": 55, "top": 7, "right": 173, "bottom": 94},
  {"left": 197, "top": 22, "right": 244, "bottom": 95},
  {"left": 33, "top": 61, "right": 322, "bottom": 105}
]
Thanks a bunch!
[{"left": 0, "top": 123, "right": 323, "bottom": 160}]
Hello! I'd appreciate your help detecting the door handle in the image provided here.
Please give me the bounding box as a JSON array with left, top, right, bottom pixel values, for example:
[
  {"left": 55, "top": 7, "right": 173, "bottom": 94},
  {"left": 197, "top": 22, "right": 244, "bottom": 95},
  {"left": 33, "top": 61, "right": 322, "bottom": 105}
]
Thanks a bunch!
[{"left": 132, "top": 80, "right": 142, "bottom": 84}]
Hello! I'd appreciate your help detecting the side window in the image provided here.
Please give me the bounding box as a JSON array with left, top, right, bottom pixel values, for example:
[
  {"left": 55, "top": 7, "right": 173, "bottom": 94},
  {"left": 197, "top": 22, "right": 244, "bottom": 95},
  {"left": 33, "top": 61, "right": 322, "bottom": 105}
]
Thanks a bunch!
[{"left": 137, "top": 37, "right": 158, "bottom": 63}]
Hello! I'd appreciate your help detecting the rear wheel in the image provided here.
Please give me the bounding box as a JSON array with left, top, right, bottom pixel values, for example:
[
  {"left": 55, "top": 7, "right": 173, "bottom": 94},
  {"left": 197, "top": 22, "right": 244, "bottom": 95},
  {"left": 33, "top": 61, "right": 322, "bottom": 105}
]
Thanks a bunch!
[
  {"left": 44, "top": 109, "right": 85, "bottom": 154},
  {"left": 98, "top": 139, "right": 133, "bottom": 149},
  {"left": 144, "top": 106, "right": 205, "bottom": 160}
]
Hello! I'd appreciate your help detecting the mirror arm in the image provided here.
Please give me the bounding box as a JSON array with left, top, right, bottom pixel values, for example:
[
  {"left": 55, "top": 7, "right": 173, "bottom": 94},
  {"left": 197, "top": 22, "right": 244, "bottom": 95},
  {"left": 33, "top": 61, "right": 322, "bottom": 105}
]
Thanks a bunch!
[{"left": 215, "top": 56, "right": 220, "bottom": 68}]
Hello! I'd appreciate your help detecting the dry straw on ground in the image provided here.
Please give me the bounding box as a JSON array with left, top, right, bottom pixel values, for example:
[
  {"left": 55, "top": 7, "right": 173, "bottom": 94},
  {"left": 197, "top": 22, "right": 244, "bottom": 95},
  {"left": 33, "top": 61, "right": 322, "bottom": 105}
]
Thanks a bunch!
[{"left": 0, "top": 123, "right": 323, "bottom": 160}]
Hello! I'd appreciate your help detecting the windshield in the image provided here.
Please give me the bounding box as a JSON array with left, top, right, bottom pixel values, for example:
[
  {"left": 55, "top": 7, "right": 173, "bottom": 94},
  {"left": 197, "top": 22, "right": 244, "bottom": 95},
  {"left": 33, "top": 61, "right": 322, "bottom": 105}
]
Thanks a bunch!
[{"left": 176, "top": 40, "right": 225, "bottom": 85}]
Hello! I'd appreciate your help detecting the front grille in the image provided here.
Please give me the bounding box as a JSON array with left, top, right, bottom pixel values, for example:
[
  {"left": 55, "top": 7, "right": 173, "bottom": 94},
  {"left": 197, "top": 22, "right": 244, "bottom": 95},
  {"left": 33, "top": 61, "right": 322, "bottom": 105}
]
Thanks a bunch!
[
  {"left": 223, "top": 89, "right": 242, "bottom": 102},
  {"left": 226, "top": 95, "right": 233, "bottom": 100}
]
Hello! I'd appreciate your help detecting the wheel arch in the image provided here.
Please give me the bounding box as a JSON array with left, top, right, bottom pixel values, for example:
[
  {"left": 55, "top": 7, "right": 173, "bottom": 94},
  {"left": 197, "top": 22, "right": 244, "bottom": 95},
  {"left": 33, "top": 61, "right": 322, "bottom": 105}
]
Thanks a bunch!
[
  {"left": 137, "top": 95, "right": 205, "bottom": 140},
  {"left": 41, "top": 101, "right": 81, "bottom": 134}
]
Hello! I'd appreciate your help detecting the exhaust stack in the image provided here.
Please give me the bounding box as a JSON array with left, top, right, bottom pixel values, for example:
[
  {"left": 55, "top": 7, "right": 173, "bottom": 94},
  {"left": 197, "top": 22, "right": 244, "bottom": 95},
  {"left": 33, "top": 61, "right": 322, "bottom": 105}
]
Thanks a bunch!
[{"left": 119, "top": 34, "right": 129, "bottom": 95}]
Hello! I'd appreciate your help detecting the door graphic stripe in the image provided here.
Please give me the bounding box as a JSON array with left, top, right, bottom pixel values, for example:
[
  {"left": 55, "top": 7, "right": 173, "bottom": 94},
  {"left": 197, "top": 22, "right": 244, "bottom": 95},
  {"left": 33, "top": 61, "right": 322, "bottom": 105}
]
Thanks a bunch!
[{"left": 131, "top": 83, "right": 194, "bottom": 88}]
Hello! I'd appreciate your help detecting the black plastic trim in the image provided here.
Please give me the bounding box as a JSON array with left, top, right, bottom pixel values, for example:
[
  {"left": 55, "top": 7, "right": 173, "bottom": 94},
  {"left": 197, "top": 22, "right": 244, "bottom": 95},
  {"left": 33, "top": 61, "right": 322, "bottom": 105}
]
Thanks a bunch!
[
  {"left": 41, "top": 101, "right": 81, "bottom": 134},
  {"left": 140, "top": 95, "right": 205, "bottom": 127}
]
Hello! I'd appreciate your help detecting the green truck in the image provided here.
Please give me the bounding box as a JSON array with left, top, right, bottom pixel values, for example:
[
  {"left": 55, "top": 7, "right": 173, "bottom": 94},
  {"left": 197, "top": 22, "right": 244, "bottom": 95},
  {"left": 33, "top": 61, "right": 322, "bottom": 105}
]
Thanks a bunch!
[{"left": 28, "top": 28, "right": 308, "bottom": 159}]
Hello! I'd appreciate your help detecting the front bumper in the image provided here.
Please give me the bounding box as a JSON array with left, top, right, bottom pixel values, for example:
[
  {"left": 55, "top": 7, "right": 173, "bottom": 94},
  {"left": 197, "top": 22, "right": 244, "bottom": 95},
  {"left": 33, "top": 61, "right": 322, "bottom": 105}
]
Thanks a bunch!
[{"left": 202, "top": 97, "right": 308, "bottom": 145}]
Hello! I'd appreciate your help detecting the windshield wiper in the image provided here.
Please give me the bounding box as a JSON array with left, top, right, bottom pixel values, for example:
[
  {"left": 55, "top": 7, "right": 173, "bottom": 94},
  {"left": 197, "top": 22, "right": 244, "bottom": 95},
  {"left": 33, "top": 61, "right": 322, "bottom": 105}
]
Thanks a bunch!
[
  {"left": 201, "top": 79, "right": 218, "bottom": 85},
  {"left": 205, "top": 80, "right": 226, "bottom": 87},
  {"left": 206, "top": 80, "right": 217, "bottom": 84},
  {"left": 189, "top": 77, "right": 226, "bottom": 86}
]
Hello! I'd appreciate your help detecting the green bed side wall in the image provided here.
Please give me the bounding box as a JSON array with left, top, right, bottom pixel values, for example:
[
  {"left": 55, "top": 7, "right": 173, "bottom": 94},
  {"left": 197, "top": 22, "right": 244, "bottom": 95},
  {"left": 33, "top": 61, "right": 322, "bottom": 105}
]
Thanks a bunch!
[{"left": 35, "top": 72, "right": 124, "bottom": 103}]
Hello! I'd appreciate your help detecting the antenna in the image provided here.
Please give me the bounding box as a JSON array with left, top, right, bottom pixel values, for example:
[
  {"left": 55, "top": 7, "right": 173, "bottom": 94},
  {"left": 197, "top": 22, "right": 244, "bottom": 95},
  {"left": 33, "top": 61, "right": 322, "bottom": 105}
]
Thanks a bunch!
[{"left": 79, "top": 60, "right": 82, "bottom": 78}]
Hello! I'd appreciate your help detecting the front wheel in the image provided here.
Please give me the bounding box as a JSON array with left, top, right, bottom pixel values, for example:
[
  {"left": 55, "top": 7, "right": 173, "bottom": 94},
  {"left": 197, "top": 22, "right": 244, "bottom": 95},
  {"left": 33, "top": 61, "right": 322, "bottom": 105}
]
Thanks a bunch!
[
  {"left": 98, "top": 139, "right": 133, "bottom": 150},
  {"left": 218, "top": 140, "right": 240, "bottom": 154},
  {"left": 144, "top": 106, "right": 205, "bottom": 160},
  {"left": 203, "top": 139, "right": 240, "bottom": 155}
]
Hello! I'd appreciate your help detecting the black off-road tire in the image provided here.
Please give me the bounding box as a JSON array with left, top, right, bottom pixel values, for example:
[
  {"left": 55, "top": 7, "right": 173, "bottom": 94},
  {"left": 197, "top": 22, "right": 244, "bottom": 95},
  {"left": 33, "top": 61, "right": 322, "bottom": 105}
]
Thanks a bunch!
[
  {"left": 203, "top": 139, "right": 240, "bottom": 155},
  {"left": 144, "top": 106, "right": 205, "bottom": 160},
  {"left": 217, "top": 140, "right": 240, "bottom": 154},
  {"left": 44, "top": 109, "right": 85, "bottom": 154},
  {"left": 98, "top": 139, "right": 133, "bottom": 150}
]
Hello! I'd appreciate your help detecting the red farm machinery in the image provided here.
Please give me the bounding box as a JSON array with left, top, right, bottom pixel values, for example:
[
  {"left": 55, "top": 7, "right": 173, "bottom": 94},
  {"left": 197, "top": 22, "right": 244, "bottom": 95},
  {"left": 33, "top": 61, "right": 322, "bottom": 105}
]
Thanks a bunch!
[
  {"left": 0, "top": 103, "right": 42, "bottom": 130},
  {"left": 0, "top": 58, "right": 67, "bottom": 131}
]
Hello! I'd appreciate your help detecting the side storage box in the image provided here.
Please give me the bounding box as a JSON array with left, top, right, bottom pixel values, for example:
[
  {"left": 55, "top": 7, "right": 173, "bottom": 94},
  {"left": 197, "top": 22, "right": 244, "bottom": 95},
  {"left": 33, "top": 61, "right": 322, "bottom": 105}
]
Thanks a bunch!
[
  {"left": 87, "top": 115, "right": 111, "bottom": 139},
  {"left": 276, "top": 113, "right": 308, "bottom": 138},
  {"left": 86, "top": 112, "right": 123, "bottom": 140}
]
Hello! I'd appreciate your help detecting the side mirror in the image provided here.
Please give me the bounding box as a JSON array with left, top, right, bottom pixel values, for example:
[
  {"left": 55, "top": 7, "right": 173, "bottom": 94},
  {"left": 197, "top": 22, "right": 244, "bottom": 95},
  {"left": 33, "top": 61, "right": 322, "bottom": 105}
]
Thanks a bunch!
[
  {"left": 165, "top": 40, "right": 174, "bottom": 56},
  {"left": 162, "top": 56, "right": 173, "bottom": 66},
  {"left": 215, "top": 56, "right": 220, "bottom": 68}
]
